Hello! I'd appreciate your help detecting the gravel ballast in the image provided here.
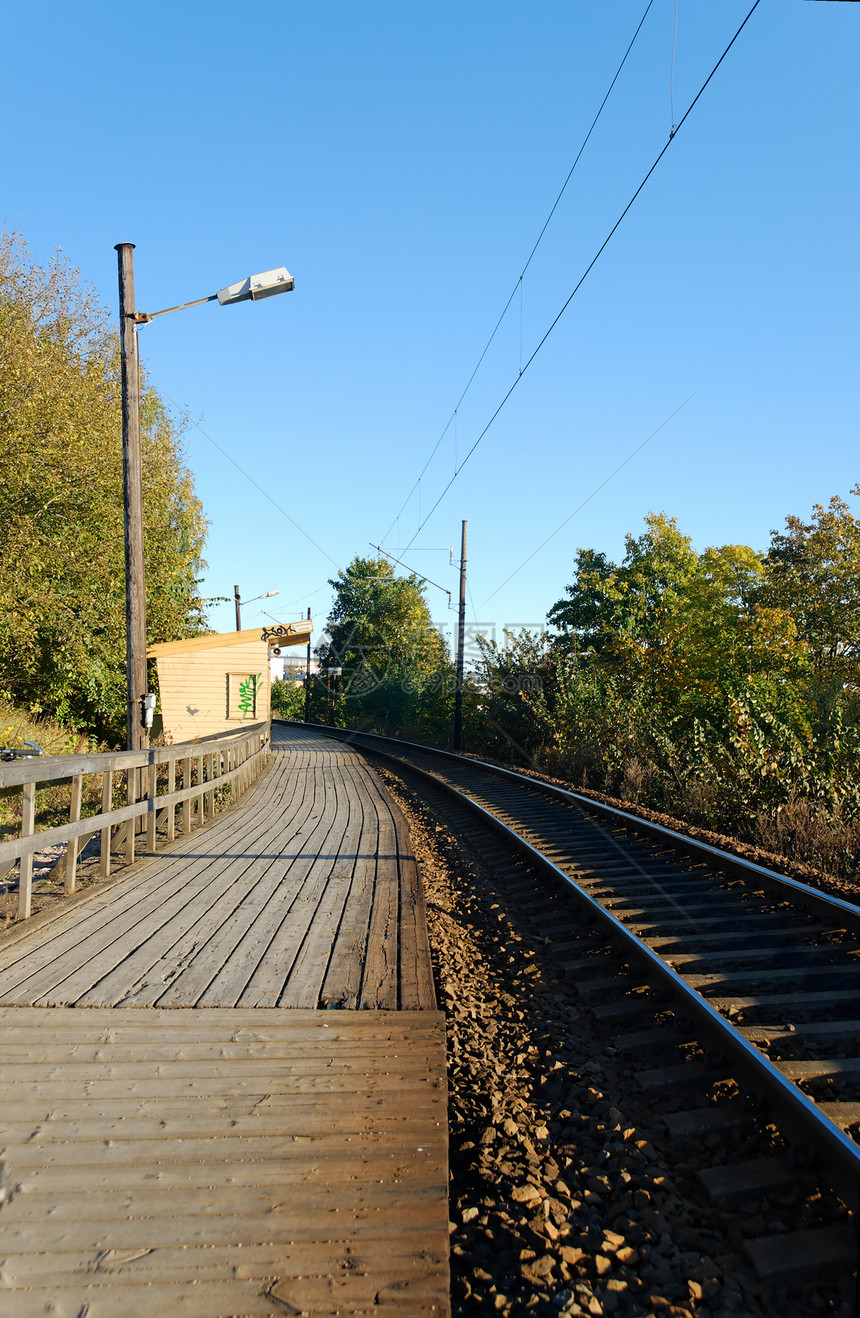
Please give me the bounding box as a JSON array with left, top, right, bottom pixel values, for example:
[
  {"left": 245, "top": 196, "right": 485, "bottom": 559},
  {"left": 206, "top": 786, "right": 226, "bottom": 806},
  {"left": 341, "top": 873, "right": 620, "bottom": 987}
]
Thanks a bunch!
[{"left": 378, "top": 767, "right": 855, "bottom": 1318}]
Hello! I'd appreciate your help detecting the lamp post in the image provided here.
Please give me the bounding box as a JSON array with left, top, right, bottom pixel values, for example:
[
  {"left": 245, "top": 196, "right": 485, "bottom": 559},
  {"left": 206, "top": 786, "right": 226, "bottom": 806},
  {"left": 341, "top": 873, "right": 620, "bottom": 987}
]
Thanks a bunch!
[
  {"left": 453, "top": 519, "right": 467, "bottom": 751},
  {"left": 234, "top": 587, "right": 279, "bottom": 632},
  {"left": 115, "top": 244, "right": 294, "bottom": 750}
]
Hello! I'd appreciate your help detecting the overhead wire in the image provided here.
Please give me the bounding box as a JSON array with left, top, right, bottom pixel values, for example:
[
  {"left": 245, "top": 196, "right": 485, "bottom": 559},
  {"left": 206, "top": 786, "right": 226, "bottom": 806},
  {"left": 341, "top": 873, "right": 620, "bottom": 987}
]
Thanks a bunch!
[
  {"left": 402, "top": 0, "right": 763, "bottom": 554},
  {"left": 164, "top": 394, "right": 342, "bottom": 572},
  {"left": 370, "top": 543, "right": 452, "bottom": 606},
  {"left": 378, "top": 0, "right": 657, "bottom": 548},
  {"left": 482, "top": 391, "right": 697, "bottom": 605}
]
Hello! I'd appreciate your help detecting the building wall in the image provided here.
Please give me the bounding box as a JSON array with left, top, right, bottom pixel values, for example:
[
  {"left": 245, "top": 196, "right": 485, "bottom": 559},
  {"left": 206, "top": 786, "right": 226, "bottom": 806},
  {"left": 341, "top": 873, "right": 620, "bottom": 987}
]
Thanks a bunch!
[{"left": 155, "top": 639, "right": 270, "bottom": 743}]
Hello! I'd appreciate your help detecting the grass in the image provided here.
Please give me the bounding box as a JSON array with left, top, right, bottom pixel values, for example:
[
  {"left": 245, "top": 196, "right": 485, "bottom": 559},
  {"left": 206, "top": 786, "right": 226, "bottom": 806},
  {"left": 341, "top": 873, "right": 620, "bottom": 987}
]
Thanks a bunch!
[
  {"left": 0, "top": 698, "right": 111, "bottom": 881},
  {"left": 0, "top": 696, "right": 104, "bottom": 759}
]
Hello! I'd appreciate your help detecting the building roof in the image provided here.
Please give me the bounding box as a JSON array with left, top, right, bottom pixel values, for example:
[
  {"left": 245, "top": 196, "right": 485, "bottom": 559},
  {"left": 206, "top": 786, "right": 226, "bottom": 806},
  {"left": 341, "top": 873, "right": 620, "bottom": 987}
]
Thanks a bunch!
[{"left": 148, "top": 620, "right": 313, "bottom": 658}]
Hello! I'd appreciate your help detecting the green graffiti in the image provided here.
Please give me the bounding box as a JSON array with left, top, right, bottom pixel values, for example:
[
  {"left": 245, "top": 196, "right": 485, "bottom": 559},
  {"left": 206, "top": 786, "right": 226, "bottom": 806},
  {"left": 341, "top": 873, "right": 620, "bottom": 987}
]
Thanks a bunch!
[{"left": 238, "top": 672, "right": 261, "bottom": 717}]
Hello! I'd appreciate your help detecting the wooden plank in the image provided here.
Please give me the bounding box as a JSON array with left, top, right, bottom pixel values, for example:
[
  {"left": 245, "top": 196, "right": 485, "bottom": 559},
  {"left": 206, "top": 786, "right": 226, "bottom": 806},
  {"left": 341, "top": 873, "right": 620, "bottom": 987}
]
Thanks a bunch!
[
  {"left": 385, "top": 772, "right": 437, "bottom": 1011},
  {"left": 0, "top": 1246, "right": 440, "bottom": 1292},
  {"left": 0, "top": 1033, "right": 442, "bottom": 1061},
  {"left": 360, "top": 774, "right": 400, "bottom": 1010},
  {"left": 5, "top": 1278, "right": 445, "bottom": 1318},
  {"left": 0, "top": 1281, "right": 278, "bottom": 1318},
  {"left": 0, "top": 1004, "right": 440, "bottom": 1037},
  {"left": 397, "top": 852, "right": 437, "bottom": 1010},
  {"left": 0, "top": 1054, "right": 443, "bottom": 1085},
  {"left": 3, "top": 1162, "right": 444, "bottom": 1210},
  {"left": 0, "top": 1238, "right": 446, "bottom": 1286},
  {"left": 0, "top": 1152, "right": 434, "bottom": 1192}
]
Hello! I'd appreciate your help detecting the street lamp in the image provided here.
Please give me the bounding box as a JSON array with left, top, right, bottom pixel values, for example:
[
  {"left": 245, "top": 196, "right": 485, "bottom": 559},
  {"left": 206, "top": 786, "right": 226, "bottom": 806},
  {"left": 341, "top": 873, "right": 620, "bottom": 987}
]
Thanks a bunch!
[
  {"left": 115, "top": 244, "right": 294, "bottom": 751},
  {"left": 234, "top": 587, "right": 279, "bottom": 632}
]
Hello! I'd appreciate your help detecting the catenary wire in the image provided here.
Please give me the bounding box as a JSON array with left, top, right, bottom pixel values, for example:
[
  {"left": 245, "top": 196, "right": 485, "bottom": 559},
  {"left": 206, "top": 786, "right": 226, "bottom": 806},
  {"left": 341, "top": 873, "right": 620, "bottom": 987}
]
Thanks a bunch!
[
  {"left": 402, "top": 0, "right": 763, "bottom": 553},
  {"left": 378, "top": 0, "right": 656, "bottom": 549},
  {"left": 482, "top": 391, "right": 696, "bottom": 605},
  {"left": 370, "top": 543, "right": 452, "bottom": 604},
  {"left": 165, "top": 395, "right": 342, "bottom": 572}
]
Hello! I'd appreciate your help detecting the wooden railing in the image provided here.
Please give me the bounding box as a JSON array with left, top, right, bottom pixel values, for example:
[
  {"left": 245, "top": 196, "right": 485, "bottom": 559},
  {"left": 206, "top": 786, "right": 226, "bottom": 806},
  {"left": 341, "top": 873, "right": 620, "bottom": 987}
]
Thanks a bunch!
[{"left": 0, "top": 721, "right": 271, "bottom": 921}]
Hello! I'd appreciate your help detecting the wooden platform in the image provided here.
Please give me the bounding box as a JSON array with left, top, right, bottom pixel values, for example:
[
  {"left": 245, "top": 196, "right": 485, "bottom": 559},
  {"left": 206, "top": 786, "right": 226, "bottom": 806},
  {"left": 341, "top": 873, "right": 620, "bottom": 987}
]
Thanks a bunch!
[
  {"left": 0, "top": 729, "right": 449, "bottom": 1316},
  {"left": 0, "top": 726, "right": 436, "bottom": 1010},
  {"left": 0, "top": 1008, "right": 448, "bottom": 1316}
]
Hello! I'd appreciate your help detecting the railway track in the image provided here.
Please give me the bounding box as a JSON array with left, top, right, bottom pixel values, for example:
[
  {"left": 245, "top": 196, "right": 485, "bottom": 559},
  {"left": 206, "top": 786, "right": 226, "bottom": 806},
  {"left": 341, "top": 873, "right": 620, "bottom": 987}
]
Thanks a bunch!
[{"left": 296, "top": 723, "right": 860, "bottom": 1297}]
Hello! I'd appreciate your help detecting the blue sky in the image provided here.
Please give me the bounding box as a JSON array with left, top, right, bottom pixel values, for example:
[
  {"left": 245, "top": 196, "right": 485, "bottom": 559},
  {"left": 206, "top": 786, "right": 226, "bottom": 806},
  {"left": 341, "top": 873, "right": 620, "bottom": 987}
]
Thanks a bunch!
[{"left": 3, "top": 1, "right": 858, "bottom": 653}]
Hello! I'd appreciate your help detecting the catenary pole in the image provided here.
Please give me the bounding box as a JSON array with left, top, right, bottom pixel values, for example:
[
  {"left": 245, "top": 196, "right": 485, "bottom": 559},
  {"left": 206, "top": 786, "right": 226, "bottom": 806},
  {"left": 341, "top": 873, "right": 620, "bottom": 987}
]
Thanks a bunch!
[
  {"left": 453, "top": 519, "right": 467, "bottom": 751},
  {"left": 304, "top": 608, "right": 312, "bottom": 722},
  {"left": 116, "top": 243, "right": 148, "bottom": 752}
]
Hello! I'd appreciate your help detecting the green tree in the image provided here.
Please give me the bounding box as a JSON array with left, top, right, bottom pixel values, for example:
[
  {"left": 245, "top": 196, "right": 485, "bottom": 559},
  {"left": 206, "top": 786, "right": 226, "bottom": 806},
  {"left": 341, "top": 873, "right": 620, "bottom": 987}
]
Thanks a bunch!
[
  {"left": 762, "top": 488, "right": 860, "bottom": 697},
  {"left": 319, "top": 556, "right": 453, "bottom": 737},
  {"left": 549, "top": 514, "right": 707, "bottom": 698},
  {"left": 270, "top": 675, "right": 307, "bottom": 721},
  {"left": 546, "top": 548, "right": 618, "bottom": 661},
  {"left": 0, "top": 232, "right": 207, "bottom": 741},
  {"left": 492, "top": 503, "right": 860, "bottom": 867}
]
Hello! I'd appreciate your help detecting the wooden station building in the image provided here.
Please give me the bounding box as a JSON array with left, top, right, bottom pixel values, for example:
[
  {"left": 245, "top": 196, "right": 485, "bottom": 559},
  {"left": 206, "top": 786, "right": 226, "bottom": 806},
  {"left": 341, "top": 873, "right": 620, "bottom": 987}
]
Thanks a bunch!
[{"left": 148, "top": 619, "right": 313, "bottom": 743}]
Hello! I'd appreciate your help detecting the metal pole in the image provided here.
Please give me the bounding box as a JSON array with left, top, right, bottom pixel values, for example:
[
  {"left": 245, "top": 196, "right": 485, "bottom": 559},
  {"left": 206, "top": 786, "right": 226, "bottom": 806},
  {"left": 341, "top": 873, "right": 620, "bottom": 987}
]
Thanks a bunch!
[
  {"left": 234, "top": 585, "right": 242, "bottom": 631},
  {"left": 453, "top": 519, "right": 467, "bottom": 752},
  {"left": 116, "top": 244, "right": 148, "bottom": 752},
  {"left": 304, "top": 608, "right": 312, "bottom": 722}
]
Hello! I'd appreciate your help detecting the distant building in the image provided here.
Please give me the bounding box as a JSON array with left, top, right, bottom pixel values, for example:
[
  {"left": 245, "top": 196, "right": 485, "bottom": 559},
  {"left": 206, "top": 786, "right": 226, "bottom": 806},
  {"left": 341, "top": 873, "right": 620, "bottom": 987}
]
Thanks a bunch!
[{"left": 274, "top": 653, "right": 319, "bottom": 685}]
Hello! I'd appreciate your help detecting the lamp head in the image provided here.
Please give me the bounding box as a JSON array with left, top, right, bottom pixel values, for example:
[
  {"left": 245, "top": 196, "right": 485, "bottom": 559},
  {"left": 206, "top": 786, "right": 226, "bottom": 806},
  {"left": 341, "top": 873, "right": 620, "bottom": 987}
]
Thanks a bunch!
[{"left": 217, "top": 268, "right": 295, "bottom": 306}]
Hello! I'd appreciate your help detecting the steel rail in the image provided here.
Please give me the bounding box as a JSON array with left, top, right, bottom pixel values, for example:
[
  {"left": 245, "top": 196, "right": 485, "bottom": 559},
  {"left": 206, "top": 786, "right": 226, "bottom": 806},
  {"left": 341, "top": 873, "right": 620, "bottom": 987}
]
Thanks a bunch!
[
  {"left": 293, "top": 722, "right": 860, "bottom": 933},
  {"left": 286, "top": 722, "right": 860, "bottom": 1209}
]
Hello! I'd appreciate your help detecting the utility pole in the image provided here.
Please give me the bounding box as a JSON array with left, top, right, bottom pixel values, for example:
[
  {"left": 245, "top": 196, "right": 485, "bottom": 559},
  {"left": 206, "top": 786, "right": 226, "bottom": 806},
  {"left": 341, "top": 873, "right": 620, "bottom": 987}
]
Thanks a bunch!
[
  {"left": 453, "top": 519, "right": 467, "bottom": 752},
  {"left": 234, "top": 585, "right": 242, "bottom": 631},
  {"left": 116, "top": 243, "right": 148, "bottom": 752},
  {"left": 304, "top": 608, "right": 312, "bottom": 722}
]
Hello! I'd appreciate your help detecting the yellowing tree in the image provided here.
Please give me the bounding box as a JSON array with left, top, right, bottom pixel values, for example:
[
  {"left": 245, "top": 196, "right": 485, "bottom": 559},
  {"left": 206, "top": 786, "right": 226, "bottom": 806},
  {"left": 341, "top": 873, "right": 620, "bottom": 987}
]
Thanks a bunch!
[{"left": 0, "top": 232, "right": 207, "bottom": 741}]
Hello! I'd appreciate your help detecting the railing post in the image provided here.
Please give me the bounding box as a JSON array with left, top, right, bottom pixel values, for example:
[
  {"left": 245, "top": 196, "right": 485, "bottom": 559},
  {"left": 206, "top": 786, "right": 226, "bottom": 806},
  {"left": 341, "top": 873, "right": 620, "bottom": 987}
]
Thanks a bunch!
[
  {"left": 206, "top": 752, "right": 215, "bottom": 820},
  {"left": 146, "top": 759, "right": 157, "bottom": 853},
  {"left": 100, "top": 770, "right": 113, "bottom": 879},
  {"left": 182, "top": 756, "right": 192, "bottom": 835},
  {"left": 1, "top": 725, "right": 271, "bottom": 922},
  {"left": 126, "top": 766, "right": 136, "bottom": 865},
  {"left": 167, "top": 757, "right": 176, "bottom": 842},
  {"left": 18, "top": 780, "right": 36, "bottom": 920},
  {"left": 65, "top": 773, "right": 83, "bottom": 896}
]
